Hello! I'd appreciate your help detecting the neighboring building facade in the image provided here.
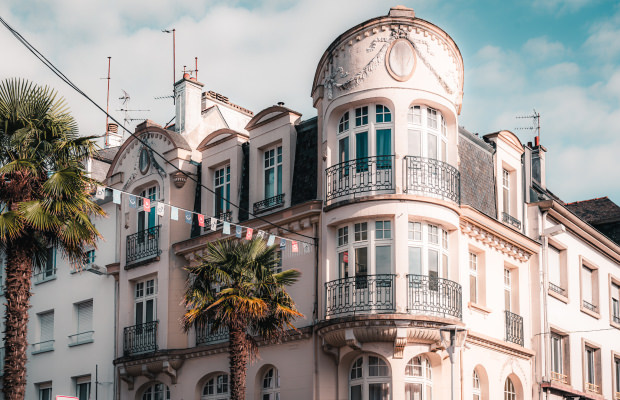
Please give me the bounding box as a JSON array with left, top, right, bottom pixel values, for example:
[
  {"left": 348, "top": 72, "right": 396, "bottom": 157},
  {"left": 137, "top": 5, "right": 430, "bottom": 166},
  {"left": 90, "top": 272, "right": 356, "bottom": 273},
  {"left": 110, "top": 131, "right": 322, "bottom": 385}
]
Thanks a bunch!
[{"left": 9, "top": 6, "right": 620, "bottom": 400}]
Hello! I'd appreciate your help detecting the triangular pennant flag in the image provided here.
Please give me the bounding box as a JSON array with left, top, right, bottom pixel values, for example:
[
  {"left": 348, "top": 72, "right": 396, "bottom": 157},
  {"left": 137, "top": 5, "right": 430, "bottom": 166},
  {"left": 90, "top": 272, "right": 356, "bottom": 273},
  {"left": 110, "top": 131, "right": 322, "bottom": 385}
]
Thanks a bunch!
[
  {"left": 171, "top": 207, "right": 178, "bottom": 221},
  {"left": 129, "top": 195, "right": 137, "bottom": 208},
  {"left": 95, "top": 186, "right": 106, "bottom": 200},
  {"left": 235, "top": 225, "right": 242, "bottom": 238},
  {"left": 112, "top": 189, "right": 121, "bottom": 204},
  {"left": 280, "top": 238, "right": 286, "bottom": 249},
  {"left": 156, "top": 202, "right": 165, "bottom": 217},
  {"left": 303, "top": 242, "right": 311, "bottom": 254},
  {"left": 143, "top": 198, "right": 151, "bottom": 212},
  {"left": 210, "top": 218, "right": 217, "bottom": 231},
  {"left": 185, "top": 211, "right": 193, "bottom": 224},
  {"left": 267, "top": 234, "right": 275, "bottom": 246},
  {"left": 292, "top": 241, "right": 299, "bottom": 253},
  {"left": 223, "top": 221, "right": 231, "bottom": 234},
  {"left": 245, "top": 228, "right": 253, "bottom": 240},
  {"left": 198, "top": 214, "right": 205, "bottom": 227}
]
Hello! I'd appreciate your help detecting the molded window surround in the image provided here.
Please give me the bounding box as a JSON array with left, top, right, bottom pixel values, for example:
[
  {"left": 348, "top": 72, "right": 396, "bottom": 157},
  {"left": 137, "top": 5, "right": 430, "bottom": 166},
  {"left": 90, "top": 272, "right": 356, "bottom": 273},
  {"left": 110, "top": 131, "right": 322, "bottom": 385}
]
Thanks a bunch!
[
  {"left": 582, "top": 339, "right": 602, "bottom": 395},
  {"left": 580, "top": 256, "right": 600, "bottom": 319},
  {"left": 467, "top": 245, "right": 489, "bottom": 314},
  {"left": 549, "top": 326, "right": 570, "bottom": 385},
  {"left": 611, "top": 351, "right": 620, "bottom": 400},
  {"left": 609, "top": 274, "right": 620, "bottom": 330}
]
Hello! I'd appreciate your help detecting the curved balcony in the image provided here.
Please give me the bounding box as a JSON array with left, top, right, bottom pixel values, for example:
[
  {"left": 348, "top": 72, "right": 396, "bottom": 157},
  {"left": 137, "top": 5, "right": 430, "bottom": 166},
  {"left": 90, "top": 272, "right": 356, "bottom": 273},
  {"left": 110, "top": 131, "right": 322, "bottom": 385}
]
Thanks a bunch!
[
  {"left": 325, "top": 274, "right": 395, "bottom": 317},
  {"left": 325, "top": 155, "right": 395, "bottom": 203},
  {"left": 404, "top": 156, "right": 460, "bottom": 203},
  {"left": 406, "top": 274, "right": 462, "bottom": 320}
]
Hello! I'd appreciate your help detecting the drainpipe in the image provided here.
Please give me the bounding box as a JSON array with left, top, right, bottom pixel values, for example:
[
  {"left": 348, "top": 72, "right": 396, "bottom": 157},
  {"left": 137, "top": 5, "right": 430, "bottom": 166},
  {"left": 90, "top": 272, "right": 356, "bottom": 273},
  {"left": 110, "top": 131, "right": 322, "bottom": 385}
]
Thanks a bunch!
[
  {"left": 539, "top": 210, "right": 550, "bottom": 400},
  {"left": 313, "top": 222, "right": 319, "bottom": 400}
]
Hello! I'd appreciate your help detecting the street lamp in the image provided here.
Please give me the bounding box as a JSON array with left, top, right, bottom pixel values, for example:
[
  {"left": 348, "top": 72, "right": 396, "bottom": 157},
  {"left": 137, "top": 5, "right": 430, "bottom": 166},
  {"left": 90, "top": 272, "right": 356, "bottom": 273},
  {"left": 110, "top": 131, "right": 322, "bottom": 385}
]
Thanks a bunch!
[{"left": 440, "top": 325, "right": 468, "bottom": 400}]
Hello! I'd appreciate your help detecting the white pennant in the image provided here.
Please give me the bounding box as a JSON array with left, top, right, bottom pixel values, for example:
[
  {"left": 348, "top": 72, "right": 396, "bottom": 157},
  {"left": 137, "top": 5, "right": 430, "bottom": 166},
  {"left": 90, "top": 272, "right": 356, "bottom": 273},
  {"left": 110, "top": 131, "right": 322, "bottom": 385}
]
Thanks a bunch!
[{"left": 156, "top": 202, "right": 165, "bottom": 217}]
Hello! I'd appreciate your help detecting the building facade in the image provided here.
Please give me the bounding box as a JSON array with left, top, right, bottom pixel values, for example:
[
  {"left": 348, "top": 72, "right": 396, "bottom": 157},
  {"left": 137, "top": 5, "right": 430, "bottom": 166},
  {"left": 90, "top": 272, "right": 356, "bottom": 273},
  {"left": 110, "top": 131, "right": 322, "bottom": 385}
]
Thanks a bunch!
[{"left": 8, "top": 6, "right": 620, "bottom": 400}]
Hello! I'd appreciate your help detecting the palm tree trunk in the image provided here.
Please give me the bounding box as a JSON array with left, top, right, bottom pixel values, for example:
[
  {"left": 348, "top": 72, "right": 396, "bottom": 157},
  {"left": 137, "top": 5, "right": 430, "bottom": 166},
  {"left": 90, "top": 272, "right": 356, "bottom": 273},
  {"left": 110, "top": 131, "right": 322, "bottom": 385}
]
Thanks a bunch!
[
  {"left": 3, "top": 244, "right": 32, "bottom": 400},
  {"left": 229, "top": 326, "right": 249, "bottom": 400}
]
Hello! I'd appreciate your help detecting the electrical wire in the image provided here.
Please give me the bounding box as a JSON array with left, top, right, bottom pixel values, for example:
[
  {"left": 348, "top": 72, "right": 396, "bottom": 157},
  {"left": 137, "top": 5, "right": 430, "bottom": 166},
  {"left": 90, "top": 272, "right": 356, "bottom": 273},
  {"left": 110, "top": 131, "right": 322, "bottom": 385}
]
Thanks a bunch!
[{"left": 0, "top": 15, "right": 318, "bottom": 242}]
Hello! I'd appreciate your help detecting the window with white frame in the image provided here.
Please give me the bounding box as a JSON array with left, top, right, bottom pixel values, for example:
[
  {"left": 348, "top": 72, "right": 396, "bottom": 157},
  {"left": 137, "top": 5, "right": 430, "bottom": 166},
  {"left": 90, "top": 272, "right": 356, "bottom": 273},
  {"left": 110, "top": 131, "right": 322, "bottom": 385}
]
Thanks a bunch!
[
  {"left": 214, "top": 165, "right": 231, "bottom": 216},
  {"left": 547, "top": 245, "right": 566, "bottom": 295},
  {"left": 38, "top": 383, "right": 52, "bottom": 400},
  {"left": 349, "top": 355, "right": 391, "bottom": 400},
  {"left": 202, "top": 373, "right": 229, "bottom": 400},
  {"left": 135, "top": 278, "right": 157, "bottom": 326},
  {"left": 581, "top": 262, "right": 599, "bottom": 314},
  {"left": 71, "top": 299, "right": 93, "bottom": 345},
  {"left": 584, "top": 345, "right": 600, "bottom": 393},
  {"left": 137, "top": 186, "right": 157, "bottom": 232},
  {"left": 36, "top": 310, "right": 54, "bottom": 352},
  {"left": 614, "top": 355, "right": 620, "bottom": 398},
  {"left": 142, "top": 383, "right": 170, "bottom": 400},
  {"left": 407, "top": 222, "right": 449, "bottom": 279},
  {"left": 264, "top": 146, "right": 282, "bottom": 200},
  {"left": 611, "top": 281, "right": 620, "bottom": 325},
  {"left": 335, "top": 220, "right": 392, "bottom": 279},
  {"left": 473, "top": 370, "right": 481, "bottom": 400},
  {"left": 407, "top": 105, "right": 448, "bottom": 161},
  {"left": 85, "top": 249, "right": 96, "bottom": 265},
  {"left": 36, "top": 247, "right": 56, "bottom": 283},
  {"left": 469, "top": 252, "right": 478, "bottom": 303},
  {"left": 75, "top": 376, "right": 91, "bottom": 400},
  {"left": 550, "top": 333, "right": 567, "bottom": 383},
  {"left": 504, "top": 268, "right": 512, "bottom": 312},
  {"left": 503, "top": 378, "right": 516, "bottom": 400},
  {"left": 405, "top": 355, "right": 432, "bottom": 399},
  {"left": 502, "top": 169, "right": 510, "bottom": 216},
  {"left": 261, "top": 367, "right": 280, "bottom": 400}
]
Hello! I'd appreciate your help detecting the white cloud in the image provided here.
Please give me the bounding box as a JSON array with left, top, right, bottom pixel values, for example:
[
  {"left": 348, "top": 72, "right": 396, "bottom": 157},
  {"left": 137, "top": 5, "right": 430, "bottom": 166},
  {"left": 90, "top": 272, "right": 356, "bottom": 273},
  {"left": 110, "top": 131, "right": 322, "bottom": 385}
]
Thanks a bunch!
[
  {"left": 522, "top": 36, "right": 566, "bottom": 61},
  {"left": 531, "top": 0, "right": 595, "bottom": 14}
]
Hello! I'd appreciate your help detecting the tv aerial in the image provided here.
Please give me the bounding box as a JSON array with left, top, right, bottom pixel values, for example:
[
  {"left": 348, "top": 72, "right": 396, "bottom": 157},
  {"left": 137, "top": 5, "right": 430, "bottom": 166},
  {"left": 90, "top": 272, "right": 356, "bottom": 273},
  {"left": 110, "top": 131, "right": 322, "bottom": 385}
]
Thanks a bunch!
[
  {"left": 516, "top": 109, "right": 541, "bottom": 145},
  {"left": 117, "top": 90, "right": 150, "bottom": 128}
]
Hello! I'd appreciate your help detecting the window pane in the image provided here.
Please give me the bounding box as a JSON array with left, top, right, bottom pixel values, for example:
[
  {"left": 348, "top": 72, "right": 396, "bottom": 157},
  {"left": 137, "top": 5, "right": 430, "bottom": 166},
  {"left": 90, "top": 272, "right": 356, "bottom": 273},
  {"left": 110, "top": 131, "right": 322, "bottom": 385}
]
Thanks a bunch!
[
  {"left": 548, "top": 246, "right": 561, "bottom": 286},
  {"left": 356, "top": 132, "right": 368, "bottom": 159},
  {"left": 368, "top": 383, "right": 389, "bottom": 400},
  {"left": 351, "top": 385, "right": 362, "bottom": 400},
  {"left": 428, "top": 134, "right": 437, "bottom": 159},
  {"left": 339, "top": 252, "right": 349, "bottom": 279},
  {"left": 405, "top": 383, "right": 422, "bottom": 400},
  {"left": 428, "top": 249, "right": 438, "bottom": 278},
  {"left": 339, "top": 137, "right": 349, "bottom": 163},
  {"left": 408, "top": 129, "right": 421, "bottom": 157},
  {"left": 408, "top": 247, "right": 421, "bottom": 275},
  {"left": 355, "top": 248, "right": 367, "bottom": 276},
  {"left": 470, "top": 274, "right": 477, "bottom": 303},
  {"left": 376, "top": 246, "right": 391, "bottom": 275}
]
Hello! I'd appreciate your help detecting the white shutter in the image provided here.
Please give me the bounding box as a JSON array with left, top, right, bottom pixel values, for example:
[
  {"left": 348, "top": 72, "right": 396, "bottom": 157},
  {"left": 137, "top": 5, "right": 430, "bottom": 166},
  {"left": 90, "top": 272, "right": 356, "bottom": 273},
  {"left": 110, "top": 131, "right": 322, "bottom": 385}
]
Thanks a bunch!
[
  {"left": 77, "top": 300, "right": 93, "bottom": 333},
  {"left": 40, "top": 311, "right": 54, "bottom": 342},
  {"left": 548, "top": 246, "right": 561, "bottom": 286}
]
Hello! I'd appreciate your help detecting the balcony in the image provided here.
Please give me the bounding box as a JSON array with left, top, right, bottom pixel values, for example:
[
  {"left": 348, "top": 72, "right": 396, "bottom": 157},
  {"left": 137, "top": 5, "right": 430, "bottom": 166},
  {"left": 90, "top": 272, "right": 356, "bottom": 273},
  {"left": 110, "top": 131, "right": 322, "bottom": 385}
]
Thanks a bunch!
[
  {"left": 585, "top": 382, "right": 600, "bottom": 394},
  {"left": 126, "top": 226, "right": 161, "bottom": 267},
  {"left": 403, "top": 156, "right": 460, "bottom": 203},
  {"left": 582, "top": 300, "right": 598, "bottom": 313},
  {"left": 68, "top": 330, "right": 94, "bottom": 347},
  {"left": 31, "top": 340, "right": 55, "bottom": 354},
  {"left": 196, "top": 321, "right": 229, "bottom": 346},
  {"left": 253, "top": 193, "right": 285, "bottom": 215},
  {"left": 406, "top": 275, "right": 462, "bottom": 320},
  {"left": 203, "top": 211, "right": 232, "bottom": 234},
  {"left": 123, "top": 321, "right": 158, "bottom": 356},
  {"left": 325, "top": 274, "right": 395, "bottom": 318},
  {"left": 505, "top": 310, "right": 524, "bottom": 346},
  {"left": 548, "top": 282, "right": 565, "bottom": 296},
  {"left": 550, "top": 371, "right": 568, "bottom": 384},
  {"left": 325, "top": 156, "right": 395, "bottom": 203},
  {"left": 501, "top": 212, "right": 522, "bottom": 230}
]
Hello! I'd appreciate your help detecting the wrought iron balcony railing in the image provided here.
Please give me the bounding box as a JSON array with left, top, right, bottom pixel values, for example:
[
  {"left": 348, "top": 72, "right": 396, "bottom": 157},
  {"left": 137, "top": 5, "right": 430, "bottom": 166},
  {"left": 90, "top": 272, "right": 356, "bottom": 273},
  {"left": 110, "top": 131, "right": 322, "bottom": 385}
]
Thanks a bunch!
[
  {"left": 548, "top": 282, "right": 565, "bottom": 295},
  {"left": 404, "top": 156, "right": 460, "bottom": 203},
  {"left": 253, "top": 193, "right": 285, "bottom": 214},
  {"left": 123, "top": 321, "right": 158, "bottom": 356},
  {"left": 325, "top": 156, "right": 395, "bottom": 203},
  {"left": 505, "top": 310, "right": 524, "bottom": 346},
  {"left": 203, "top": 211, "right": 233, "bottom": 234},
  {"left": 196, "top": 321, "right": 229, "bottom": 346},
  {"left": 325, "top": 274, "right": 395, "bottom": 317},
  {"left": 582, "top": 300, "right": 598, "bottom": 313},
  {"left": 501, "top": 212, "right": 522, "bottom": 230},
  {"left": 406, "top": 274, "right": 462, "bottom": 319},
  {"left": 126, "top": 225, "right": 161, "bottom": 266}
]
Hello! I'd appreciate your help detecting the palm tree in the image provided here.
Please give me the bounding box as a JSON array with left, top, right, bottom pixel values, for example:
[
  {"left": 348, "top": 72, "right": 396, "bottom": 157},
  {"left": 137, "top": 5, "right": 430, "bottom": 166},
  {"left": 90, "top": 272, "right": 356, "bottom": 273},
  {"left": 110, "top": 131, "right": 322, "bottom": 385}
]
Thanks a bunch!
[
  {"left": 182, "top": 238, "right": 303, "bottom": 400},
  {"left": 0, "top": 78, "right": 103, "bottom": 400}
]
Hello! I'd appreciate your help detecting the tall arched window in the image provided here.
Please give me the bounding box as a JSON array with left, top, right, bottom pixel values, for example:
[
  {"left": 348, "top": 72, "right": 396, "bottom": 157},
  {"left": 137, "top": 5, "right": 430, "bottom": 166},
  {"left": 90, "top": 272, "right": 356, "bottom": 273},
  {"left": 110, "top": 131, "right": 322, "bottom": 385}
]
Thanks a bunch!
[
  {"left": 472, "top": 370, "right": 480, "bottom": 400},
  {"left": 261, "top": 367, "right": 280, "bottom": 400},
  {"left": 503, "top": 378, "right": 516, "bottom": 400},
  {"left": 407, "top": 105, "right": 448, "bottom": 161},
  {"left": 202, "top": 373, "right": 229, "bottom": 400},
  {"left": 350, "top": 355, "right": 391, "bottom": 400},
  {"left": 142, "top": 383, "right": 170, "bottom": 400},
  {"left": 405, "top": 355, "right": 432, "bottom": 399}
]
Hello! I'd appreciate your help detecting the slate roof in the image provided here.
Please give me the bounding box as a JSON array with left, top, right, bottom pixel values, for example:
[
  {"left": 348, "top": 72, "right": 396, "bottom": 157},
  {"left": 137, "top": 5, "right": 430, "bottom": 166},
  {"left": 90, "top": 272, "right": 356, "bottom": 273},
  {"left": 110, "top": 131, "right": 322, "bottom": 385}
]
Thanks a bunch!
[
  {"left": 458, "top": 127, "right": 497, "bottom": 219},
  {"left": 566, "top": 197, "right": 620, "bottom": 246},
  {"left": 94, "top": 146, "right": 120, "bottom": 163}
]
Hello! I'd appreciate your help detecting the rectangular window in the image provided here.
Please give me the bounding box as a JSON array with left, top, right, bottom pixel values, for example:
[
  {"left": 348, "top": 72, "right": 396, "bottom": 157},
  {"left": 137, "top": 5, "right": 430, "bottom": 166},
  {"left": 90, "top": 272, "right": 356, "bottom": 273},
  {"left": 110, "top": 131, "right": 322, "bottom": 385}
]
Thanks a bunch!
[
  {"left": 427, "top": 107, "right": 438, "bottom": 129},
  {"left": 469, "top": 253, "right": 478, "bottom": 303},
  {"left": 408, "top": 129, "right": 421, "bottom": 157},
  {"left": 85, "top": 250, "right": 96, "bottom": 264},
  {"left": 38, "top": 311, "right": 54, "bottom": 352},
  {"left": 548, "top": 245, "right": 561, "bottom": 289},
  {"left": 585, "top": 347, "right": 596, "bottom": 387},
  {"left": 408, "top": 247, "right": 421, "bottom": 275},
  {"left": 442, "top": 230, "right": 448, "bottom": 249},
  {"left": 502, "top": 169, "right": 510, "bottom": 215},
  {"left": 214, "top": 165, "right": 231, "bottom": 215},
  {"left": 339, "top": 137, "right": 349, "bottom": 164},
  {"left": 375, "top": 221, "right": 391, "bottom": 239},
  {"left": 428, "top": 224, "right": 439, "bottom": 244},
  {"left": 264, "top": 146, "right": 283, "bottom": 199},
  {"left": 355, "top": 247, "right": 368, "bottom": 277},
  {"left": 376, "top": 129, "right": 392, "bottom": 169},
  {"left": 338, "top": 227, "right": 349, "bottom": 247},
  {"left": 504, "top": 268, "right": 512, "bottom": 312},
  {"left": 354, "top": 223, "right": 367, "bottom": 242},
  {"left": 39, "top": 385, "right": 52, "bottom": 400},
  {"left": 338, "top": 251, "right": 349, "bottom": 279},
  {"left": 355, "top": 106, "right": 368, "bottom": 127},
  {"left": 138, "top": 186, "right": 157, "bottom": 231},
  {"left": 375, "top": 246, "right": 391, "bottom": 275},
  {"left": 408, "top": 222, "right": 421, "bottom": 241},
  {"left": 408, "top": 105, "right": 421, "bottom": 125},
  {"left": 550, "top": 334, "right": 563, "bottom": 378},
  {"left": 612, "top": 282, "right": 620, "bottom": 324},
  {"left": 135, "top": 278, "right": 156, "bottom": 325},
  {"left": 614, "top": 356, "right": 620, "bottom": 396},
  {"left": 76, "top": 377, "right": 91, "bottom": 400},
  {"left": 71, "top": 300, "right": 94, "bottom": 345},
  {"left": 581, "top": 263, "right": 599, "bottom": 314},
  {"left": 355, "top": 131, "right": 368, "bottom": 172}
]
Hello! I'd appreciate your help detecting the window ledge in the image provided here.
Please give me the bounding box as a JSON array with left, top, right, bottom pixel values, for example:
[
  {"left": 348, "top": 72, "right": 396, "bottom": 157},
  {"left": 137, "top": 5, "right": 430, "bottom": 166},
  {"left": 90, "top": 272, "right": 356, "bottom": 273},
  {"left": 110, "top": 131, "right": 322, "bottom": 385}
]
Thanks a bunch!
[
  {"left": 34, "top": 276, "right": 57, "bottom": 285},
  {"left": 68, "top": 339, "right": 94, "bottom": 347},
  {"left": 468, "top": 302, "right": 491, "bottom": 314},
  {"left": 31, "top": 348, "right": 54, "bottom": 355},
  {"left": 610, "top": 320, "right": 620, "bottom": 331},
  {"left": 580, "top": 306, "right": 601, "bottom": 319},
  {"left": 548, "top": 289, "right": 568, "bottom": 304}
]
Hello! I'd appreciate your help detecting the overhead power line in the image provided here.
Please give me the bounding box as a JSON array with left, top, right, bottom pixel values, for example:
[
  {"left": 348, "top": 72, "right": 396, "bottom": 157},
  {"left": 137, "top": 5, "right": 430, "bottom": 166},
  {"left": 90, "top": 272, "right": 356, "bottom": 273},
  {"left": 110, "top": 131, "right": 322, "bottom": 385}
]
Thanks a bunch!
[{"left": 0, "top": 15, "right": 317, "bottom": 242}]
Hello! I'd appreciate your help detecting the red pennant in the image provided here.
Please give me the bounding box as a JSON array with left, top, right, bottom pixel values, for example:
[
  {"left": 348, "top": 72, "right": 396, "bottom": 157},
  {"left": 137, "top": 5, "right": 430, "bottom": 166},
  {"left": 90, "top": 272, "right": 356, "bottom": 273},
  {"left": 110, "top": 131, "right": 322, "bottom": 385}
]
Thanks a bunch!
[
  {"left": 198, "top": 214, "right": 205, "bottom": 227},
  {"left": 245, "top": 228, "right": 253, "bottom": 240},
  {"left": 143, "top": 198, "right": 151, "bottom": 212}
]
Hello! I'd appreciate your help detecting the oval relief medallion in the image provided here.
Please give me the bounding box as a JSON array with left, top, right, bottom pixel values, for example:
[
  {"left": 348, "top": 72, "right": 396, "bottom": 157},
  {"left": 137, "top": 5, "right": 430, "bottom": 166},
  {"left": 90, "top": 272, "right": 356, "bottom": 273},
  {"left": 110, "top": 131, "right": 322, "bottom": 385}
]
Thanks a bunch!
[{"left": 386, "top": 39, "right": 416, "bottom": 82}]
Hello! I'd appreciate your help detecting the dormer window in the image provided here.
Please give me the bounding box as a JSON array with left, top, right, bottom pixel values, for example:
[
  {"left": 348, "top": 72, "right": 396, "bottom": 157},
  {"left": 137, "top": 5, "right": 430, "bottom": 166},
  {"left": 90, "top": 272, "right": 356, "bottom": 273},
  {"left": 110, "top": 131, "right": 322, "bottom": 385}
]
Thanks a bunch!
[
  {"left": 502, "top": 169, "right": 510, "bottom": 215},
  {"left": 214, "top": 165, "right": 231, "bottom": 218},
  {"left": 264, "top": 146, "right": 283, "bottom": 199}
]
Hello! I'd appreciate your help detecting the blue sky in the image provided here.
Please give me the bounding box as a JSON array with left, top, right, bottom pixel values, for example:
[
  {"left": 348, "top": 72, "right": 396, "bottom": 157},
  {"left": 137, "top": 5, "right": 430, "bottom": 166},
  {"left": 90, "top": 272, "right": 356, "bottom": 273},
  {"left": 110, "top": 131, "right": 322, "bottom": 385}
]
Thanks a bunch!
[{"left": 1, "top": 0, "right": 619, "bottom": 204}]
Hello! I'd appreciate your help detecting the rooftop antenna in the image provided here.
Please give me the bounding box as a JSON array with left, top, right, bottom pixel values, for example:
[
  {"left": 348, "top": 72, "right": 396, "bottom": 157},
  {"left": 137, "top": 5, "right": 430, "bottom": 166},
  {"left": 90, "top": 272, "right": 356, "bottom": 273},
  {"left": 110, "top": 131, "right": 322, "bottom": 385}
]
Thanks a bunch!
[
  {"left": 516, "top": 109, "right": 541, "bottom": 146},
  {"left": 162, "top": 28, "right": 176, "bottom": 104},
  {"left": 100, "top": 57, "right": 112, "bottom": 146},
  {"left": 195, "top": 57, "right": 198, "bottom": 80},
  {"left": 117, "top": 90, "right": 150, "bottom": 128}
]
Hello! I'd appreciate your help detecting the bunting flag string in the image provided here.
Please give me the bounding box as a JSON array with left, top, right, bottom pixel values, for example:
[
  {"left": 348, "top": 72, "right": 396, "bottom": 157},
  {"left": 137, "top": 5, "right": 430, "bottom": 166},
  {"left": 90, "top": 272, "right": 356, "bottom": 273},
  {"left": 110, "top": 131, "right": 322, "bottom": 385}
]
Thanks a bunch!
[{"left": 94, "top": 185, "right": 315, "bottom": 255}]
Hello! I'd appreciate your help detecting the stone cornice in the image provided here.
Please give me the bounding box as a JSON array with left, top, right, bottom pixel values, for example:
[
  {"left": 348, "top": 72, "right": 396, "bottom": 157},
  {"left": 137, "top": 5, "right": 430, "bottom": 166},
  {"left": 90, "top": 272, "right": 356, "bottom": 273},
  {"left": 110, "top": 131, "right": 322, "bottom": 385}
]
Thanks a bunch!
[{"left": 467, "top": 331, "right": 535, "bottom": 360}]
